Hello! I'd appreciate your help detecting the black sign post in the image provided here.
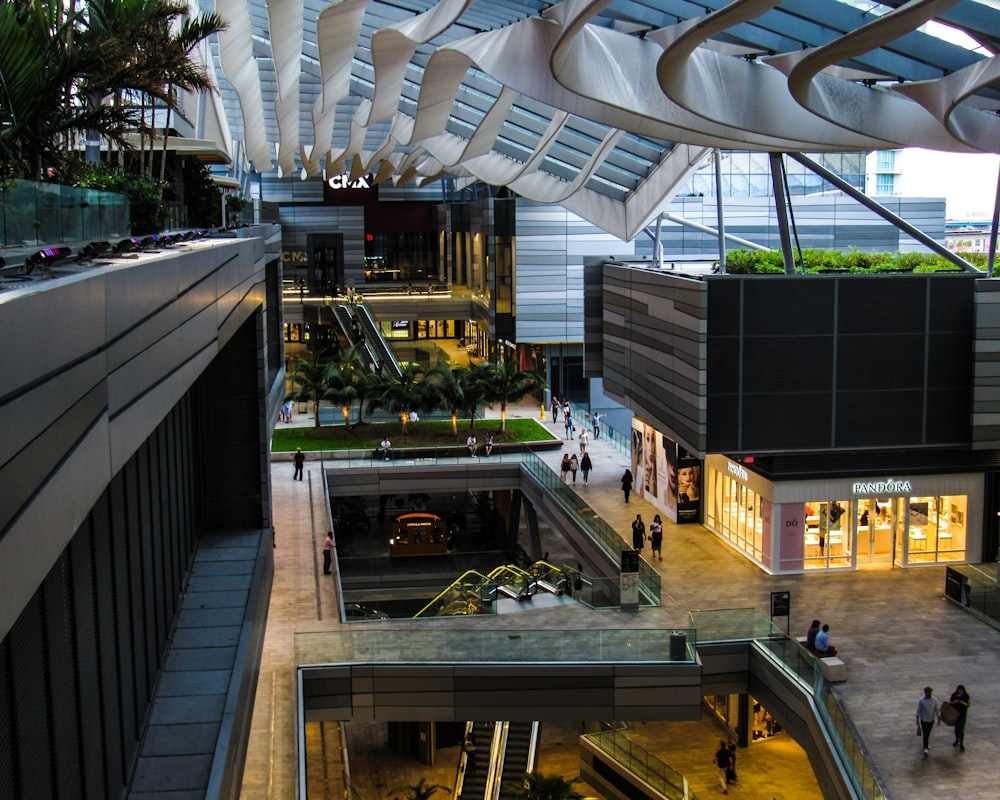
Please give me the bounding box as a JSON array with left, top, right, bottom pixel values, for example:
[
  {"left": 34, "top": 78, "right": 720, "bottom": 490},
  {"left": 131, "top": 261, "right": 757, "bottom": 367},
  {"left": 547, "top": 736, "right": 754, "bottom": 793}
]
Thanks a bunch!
[
  {"left": 770, "top": 590, "right": 791, "bottom": 635},
  {"left": 620, "top": 550, "right": 639, "bottom": 612}
]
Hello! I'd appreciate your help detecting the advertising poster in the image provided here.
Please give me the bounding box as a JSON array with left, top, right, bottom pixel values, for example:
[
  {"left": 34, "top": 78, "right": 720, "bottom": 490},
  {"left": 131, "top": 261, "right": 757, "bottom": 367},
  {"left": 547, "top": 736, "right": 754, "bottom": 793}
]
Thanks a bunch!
[
  {"left": 676, "top": 448, "right": 702, "bottom": 524},
  {"left": 631, "top": 421, "right": 644, "bottom": 498},
  {"left": 659, "top": 435, "right": 676, "bottom": 518},
  {"left": 643, "top": 425, "right": 658, "bottom": 500}
]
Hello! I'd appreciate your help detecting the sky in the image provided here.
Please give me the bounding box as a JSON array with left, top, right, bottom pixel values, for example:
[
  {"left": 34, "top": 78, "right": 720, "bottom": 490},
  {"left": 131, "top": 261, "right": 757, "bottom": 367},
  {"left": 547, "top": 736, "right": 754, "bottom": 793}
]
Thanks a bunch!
[{"left": 902, "top": 149, "right": 1000, "bottom": 220}]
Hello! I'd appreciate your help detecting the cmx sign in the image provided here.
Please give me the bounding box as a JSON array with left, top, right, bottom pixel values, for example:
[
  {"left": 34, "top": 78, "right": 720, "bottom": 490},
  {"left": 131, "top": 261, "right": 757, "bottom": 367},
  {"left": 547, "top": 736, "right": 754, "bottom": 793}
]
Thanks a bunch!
[{"left": 327, "top": 173, "right": 374, "bottom": 190}]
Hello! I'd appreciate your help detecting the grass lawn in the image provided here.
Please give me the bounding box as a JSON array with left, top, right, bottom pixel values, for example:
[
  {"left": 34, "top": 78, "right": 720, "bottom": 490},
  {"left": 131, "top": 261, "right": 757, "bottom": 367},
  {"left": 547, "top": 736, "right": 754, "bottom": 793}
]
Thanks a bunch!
[{"left": 271, "top": 417, "right": 557, "bottom": 451}]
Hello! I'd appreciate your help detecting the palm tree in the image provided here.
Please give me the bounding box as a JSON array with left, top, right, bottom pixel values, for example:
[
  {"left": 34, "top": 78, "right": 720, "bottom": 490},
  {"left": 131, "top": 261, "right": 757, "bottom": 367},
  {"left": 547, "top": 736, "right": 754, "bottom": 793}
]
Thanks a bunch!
[
  {"left": 80, "top": 0, "right": 225, "bottom": 178},
  {"left": 502, "top": 773, "right": 583, "bottom": 800},
  {"left": 336, "top": 342, "right": 377, "bottom": 426},
  {"left": 0, "top": 0, "right": 119, "bottom": 177},
  {"left": 368, "top": 363, "right": 431, "bottom": 440},
  {"left": 0, "top": 0, "right": 224, "bottom": 180},
  {"left": 323, "top": 362, "right": 359, "bottom": 429},
  {"left": 481, "top": 359, "right": 545, "bottom": 433},
  {"left": 287, "top": 351, "right": 330, "bottom": 427},
  {"left": 429, "top": 364, "right": 489, "bottom": 435},
  {"left": 388, "top": 778, "right": 448, "bottom": 800}
]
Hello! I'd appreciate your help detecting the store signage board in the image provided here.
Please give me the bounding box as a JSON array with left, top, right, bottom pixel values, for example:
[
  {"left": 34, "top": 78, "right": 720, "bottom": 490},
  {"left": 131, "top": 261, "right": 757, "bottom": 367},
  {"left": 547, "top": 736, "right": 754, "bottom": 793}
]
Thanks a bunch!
[
  {"left": 850, "top": 478, "right": 912, "bottom": 494},
  {"left": 327, "top": 173, "right": 375, "bottom": 190},
  {"left": 770, "top": 590, "right": 790, "bottom": 635}
]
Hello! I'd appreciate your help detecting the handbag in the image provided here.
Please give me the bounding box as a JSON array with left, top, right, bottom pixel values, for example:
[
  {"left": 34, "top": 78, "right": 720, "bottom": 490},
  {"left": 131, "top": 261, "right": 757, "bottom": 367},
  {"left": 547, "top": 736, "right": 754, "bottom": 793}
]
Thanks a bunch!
[{"left": 940, "top": 701, "right": 959, "bottom": 727}]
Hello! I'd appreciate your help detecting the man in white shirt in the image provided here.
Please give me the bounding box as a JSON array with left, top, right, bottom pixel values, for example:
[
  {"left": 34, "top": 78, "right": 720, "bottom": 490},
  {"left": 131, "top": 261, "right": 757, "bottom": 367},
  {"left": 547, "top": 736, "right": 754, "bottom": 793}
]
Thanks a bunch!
[{"left": 916, "top": 686, "right": 941, "bottom": 756}]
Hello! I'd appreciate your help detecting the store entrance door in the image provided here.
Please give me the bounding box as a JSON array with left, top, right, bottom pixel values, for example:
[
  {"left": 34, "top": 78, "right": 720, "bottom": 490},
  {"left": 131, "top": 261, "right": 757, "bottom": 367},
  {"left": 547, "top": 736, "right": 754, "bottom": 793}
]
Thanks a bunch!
[{"left": 857, "top": 498, "right": 898, "bottom": 565}]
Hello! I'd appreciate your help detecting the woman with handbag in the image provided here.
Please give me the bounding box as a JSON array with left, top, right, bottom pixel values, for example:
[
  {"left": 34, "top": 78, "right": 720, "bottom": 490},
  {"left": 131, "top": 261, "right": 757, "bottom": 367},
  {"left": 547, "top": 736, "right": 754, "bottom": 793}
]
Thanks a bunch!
[{"left": 949, "top": 685, "right": 971, "bottom": 750}]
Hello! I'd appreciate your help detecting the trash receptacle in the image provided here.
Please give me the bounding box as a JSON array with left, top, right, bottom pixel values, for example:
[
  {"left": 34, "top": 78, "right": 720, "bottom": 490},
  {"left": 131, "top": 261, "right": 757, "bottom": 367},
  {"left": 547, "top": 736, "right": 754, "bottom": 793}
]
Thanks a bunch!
[{"left": 669, "top": 630, "right": 687, "bottom": 661}]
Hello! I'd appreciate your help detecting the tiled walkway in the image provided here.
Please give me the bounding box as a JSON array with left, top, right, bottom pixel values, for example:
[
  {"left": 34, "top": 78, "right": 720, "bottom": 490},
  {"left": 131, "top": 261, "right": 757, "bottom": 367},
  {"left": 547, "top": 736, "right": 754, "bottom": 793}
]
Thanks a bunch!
[{"left": 242, "top": 398, "right": 1000, "bottom": 800}]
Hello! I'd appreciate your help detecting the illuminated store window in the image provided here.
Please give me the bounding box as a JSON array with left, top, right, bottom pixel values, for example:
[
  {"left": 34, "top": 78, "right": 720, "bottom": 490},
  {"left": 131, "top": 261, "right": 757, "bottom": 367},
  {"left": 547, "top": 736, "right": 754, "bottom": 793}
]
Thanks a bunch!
[
  {"left": 713, "top": 473, "right": 764, "bottom": 562},
  {"left": 906, "top": 496, "right": 967, "bottom": 565},
  {"left": 803, "top": 501, "right": 853, "bottom": 570}
]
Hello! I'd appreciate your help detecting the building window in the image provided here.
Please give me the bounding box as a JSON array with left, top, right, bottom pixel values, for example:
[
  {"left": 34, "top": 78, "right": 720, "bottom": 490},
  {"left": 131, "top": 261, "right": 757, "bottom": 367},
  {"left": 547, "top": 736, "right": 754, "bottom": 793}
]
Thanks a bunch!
[
  {"left": 875, "top": 173, "right": 896, "bottom": 194},
  {"left": 711, "top": 472, "right": 764, "bottom": 562},
  {"left": 876, "top": 150, "right": 896, "bottom": 171}
]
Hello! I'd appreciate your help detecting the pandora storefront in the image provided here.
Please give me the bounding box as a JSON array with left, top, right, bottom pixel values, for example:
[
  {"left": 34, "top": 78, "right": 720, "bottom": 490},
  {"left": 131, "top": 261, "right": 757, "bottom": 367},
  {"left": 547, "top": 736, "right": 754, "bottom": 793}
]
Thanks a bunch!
[{"left": 703, "top": 456, "right": 983, "bottom": 573}]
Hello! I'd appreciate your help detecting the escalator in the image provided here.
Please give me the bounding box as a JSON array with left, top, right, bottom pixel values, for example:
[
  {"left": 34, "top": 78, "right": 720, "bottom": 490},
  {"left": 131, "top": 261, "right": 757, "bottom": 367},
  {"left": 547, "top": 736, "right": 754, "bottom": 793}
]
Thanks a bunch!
[
  {"left": 456, "top": 721, "right": 539, "bottom": 800},
  {"left": 457, "top": 721, "right": 495, "bottom": 800},
  {"left": 329, "top": 299, "right": 403, "bottom": 380},
  {"left": 496, "top": 722, "right": 538, "bottom": 798}
]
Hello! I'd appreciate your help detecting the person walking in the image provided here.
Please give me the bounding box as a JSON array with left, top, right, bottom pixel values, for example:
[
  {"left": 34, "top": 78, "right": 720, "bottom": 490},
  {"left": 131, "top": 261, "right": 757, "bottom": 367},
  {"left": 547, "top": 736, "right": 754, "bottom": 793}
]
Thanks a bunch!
[
  {"left": 649, "top": 515, "right": 663, "bottom": 559},
  {"left": 322, "top": 531, "right": 334, "bottom": 575},
  {"left": 293, "top": 447, "right": 305, "bottom": 480},
  {"left": 726, "top": 740, "right": 738, "bottom": 785},
  {"left": 916, "top": 686, "right": 942, "bottom": 756},
  {"left": 580, "top": 451, "right": 592, "bottom": 484},
  {"left": 631, "top": 514, "right": 645, "bottom": 551},
  {"left": 592, "top": 411, "right": 604, "bottom": 439},
  {"left": 578, "top": 428, "right": 590, "bottom": 453},
  {"left": 713, "top": 740, "right": 732, "bottom": 794},
  {"left": 621, "top": 468, "right": 633, "bottom": 502},
  {"left": 569, "top": 454, "right": 579, "bottom": 483},
  {"left": 564, "top": 415, "right": 575, "bottom": 440},
  {"left": 550, "top": 397, "right": 560, "bottom": 423},
  {"left": 560, "top": 453, "right": 572, "bottom": 483},
  {"left": 950, "top": 684, "right": 971, "bottom": 751}
]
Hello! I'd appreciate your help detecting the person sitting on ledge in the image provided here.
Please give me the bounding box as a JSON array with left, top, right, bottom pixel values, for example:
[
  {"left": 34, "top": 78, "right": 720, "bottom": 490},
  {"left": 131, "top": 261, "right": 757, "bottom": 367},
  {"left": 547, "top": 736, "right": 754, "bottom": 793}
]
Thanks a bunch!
[
  {"left": 814, "top": 623, "right": 838, "bottom": 657},
  {"left": 806, "top": 619, "right": 821, "bottom": 650}
]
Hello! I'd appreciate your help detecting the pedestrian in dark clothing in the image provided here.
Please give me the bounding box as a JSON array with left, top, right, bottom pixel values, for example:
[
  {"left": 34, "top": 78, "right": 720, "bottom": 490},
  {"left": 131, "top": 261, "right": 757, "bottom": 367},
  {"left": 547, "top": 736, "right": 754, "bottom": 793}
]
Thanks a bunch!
[
  {"left": 713, "top": 741, "right": 732, "bottom": 794},
  {"left": 631, "top": 514, "right": 645, "bottom": 551},
  {"left": 649, "top": 515, "right": 663, "bottom": 559},
  {"left": 293, "top": 448, "right": 305, "bottom": 480},
  {"left": 950, "top": 684, "right": 971, "bottom": 750},
  {"left": 322, "top": 531, "right": 334, "bottom": 574},
  {"left": 464, "top": 732, "right": 478, "bottom": 770},
  {"left": 621, "top": 468, "right": 633, "bottom": 502},
  {"left": 580, "top": 452, "right": 592, "bottom": 483},
  {"left": 726, "top": 740, "right": 738, "bottom": 784}
]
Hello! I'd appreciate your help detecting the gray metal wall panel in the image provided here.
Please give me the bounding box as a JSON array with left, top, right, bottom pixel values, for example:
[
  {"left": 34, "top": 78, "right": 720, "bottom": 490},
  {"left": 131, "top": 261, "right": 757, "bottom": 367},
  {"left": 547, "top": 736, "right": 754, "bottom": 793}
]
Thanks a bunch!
[
  {"left": 634, "top": 195, "right": 946, "bottom": 257},
  {"left": 973, "top": 280, "right": 1000, "bottom": 448},
  {"left": 601, "top": 266, "right": 709, "bottom": 454},
  {"left": 515, "top": 199, "right": 635, "bottom": 344},
  {"left": 0, "top": 232, "right": 275, "bottom": 645}
]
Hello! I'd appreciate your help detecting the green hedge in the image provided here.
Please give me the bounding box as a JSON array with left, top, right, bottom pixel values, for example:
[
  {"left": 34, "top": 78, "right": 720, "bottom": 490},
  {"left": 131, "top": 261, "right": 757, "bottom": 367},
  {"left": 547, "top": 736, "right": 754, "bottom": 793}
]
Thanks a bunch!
[{"left": 723, "top": 248, "right": 985, "bottom": 275}]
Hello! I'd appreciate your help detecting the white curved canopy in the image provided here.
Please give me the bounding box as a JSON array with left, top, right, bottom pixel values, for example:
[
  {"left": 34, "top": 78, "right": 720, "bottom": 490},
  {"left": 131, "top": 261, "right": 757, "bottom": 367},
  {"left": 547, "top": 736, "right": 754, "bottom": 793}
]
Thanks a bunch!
[{"left": 206, "top": 0, "right": 1000, "bottom": 238}]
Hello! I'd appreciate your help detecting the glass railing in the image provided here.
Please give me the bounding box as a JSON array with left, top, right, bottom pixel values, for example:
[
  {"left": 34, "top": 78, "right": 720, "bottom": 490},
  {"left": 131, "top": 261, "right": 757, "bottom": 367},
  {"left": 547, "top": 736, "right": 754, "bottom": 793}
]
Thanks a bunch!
[
  {"left": 582, "top": 730, "right": 697, "bottom": 800},
  {"left": 517, "top": 451, "right": 661, "bottom": 606},
  {"left": 600, "top": 423, "right": 631, "bottom": 457},
  {"left": 816, "top": 682, "right": 888, "bottom": 800},
  {"left": 1, "top": 179, "right": 129, "bottom": 249},
  {"left": 688, "top": 609, "right": 889, "bottom": 800},
  {"left": 310, "top": 446, "right": 662, "bottom": 605},
  {"left": 295, "top": 627, "right": 697, "bottom": 666}
]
